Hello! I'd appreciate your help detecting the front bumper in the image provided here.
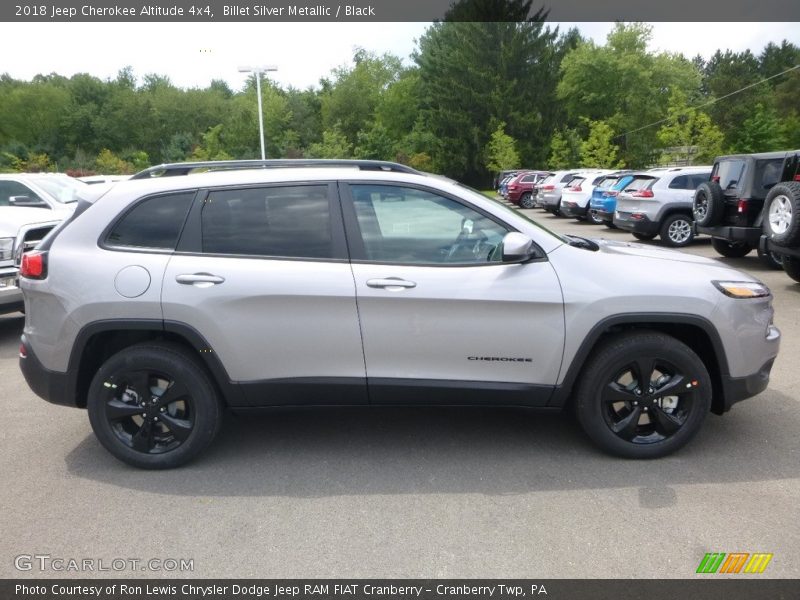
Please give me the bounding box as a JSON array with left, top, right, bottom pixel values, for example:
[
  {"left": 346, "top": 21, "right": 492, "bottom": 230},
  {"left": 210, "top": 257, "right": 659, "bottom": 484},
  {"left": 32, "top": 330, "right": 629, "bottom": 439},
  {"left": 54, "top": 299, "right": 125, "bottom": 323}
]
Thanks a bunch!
[
  {"left": 718, "top": 356, "right": 776, "bottom": 413},
  {"left": 614, "top": 212, "right": 660, "bottom": 235},
  {"left": 19, "top": 334, "right": 77, "bottom": 407}
]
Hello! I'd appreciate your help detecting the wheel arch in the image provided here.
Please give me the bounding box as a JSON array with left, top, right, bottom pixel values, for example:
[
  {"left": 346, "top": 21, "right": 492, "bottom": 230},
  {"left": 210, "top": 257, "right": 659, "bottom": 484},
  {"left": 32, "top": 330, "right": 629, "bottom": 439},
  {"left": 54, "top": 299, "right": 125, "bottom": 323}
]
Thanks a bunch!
[
  {"left": 69, "top": 320, "right": 241, "bottom": 408},
  {"left": 550, "top": 314, "right": 730, "bottom": 415}
]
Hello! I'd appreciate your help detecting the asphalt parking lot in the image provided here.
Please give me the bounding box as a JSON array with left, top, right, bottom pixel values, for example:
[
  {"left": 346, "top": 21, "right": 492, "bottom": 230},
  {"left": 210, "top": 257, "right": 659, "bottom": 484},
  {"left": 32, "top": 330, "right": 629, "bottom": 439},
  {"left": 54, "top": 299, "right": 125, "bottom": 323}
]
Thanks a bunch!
[{"left": 1, "top": 207, "right": 798, "bottom": 579}]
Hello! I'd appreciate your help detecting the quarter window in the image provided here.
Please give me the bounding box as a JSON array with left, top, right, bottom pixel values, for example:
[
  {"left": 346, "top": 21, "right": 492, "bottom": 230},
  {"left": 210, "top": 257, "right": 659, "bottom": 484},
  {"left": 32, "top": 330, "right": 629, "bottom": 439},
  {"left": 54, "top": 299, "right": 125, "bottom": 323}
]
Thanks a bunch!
[
  {"left": 106, "top": 192, "right": 194, "bottom": 249},
  {"left": 201, "top": 185, "right": 333, "bottom": 259},
  {"left": 350, "top": 185, "right": 509, "bottom": 264}
]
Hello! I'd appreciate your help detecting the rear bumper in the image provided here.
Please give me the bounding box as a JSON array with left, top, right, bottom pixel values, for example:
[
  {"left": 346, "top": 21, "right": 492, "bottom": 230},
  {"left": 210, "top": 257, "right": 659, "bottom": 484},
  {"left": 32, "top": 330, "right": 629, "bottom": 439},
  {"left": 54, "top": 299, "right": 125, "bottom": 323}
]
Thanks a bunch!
[
  {"left": 560, "top": 202, "right": 588, "bottom": 218},
  {"left": 590, "top": 208, "right": 613, "bottom": 223},
  {"left": 695, "top": 225, "right": 762, "bottom": 245},
  {"left": 760, "top": 235, "right": 800, "bottom": 258},
  {"left": 614, "top": 213, "right": 660, "bottom": 235},
  {"left": 19, "top": 334, "right": 77, "bottom": 407}
]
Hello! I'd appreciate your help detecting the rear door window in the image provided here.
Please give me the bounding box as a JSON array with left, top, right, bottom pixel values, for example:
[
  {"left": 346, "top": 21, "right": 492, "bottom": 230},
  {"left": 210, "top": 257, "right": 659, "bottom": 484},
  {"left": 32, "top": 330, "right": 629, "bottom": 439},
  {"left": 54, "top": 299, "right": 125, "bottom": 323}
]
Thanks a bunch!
[{"left": 713, "top": 160, "right": 746, "bottom": 192}]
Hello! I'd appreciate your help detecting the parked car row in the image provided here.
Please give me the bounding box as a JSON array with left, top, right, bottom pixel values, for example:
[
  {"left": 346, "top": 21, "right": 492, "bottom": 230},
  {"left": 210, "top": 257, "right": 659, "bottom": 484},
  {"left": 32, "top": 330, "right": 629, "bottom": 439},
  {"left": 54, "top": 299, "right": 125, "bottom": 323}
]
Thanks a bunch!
[
  {"left": 0, "top": 173, "right": 118, "bottom": 314},
  {"left": 499, "top": 166, "right": 718, "bottom": 249}
]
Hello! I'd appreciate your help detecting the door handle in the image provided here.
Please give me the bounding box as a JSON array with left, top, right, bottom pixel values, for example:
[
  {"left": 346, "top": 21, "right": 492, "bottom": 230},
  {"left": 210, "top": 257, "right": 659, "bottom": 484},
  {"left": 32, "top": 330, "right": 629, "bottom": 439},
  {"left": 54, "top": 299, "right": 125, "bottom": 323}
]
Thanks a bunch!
[
  {"left": 176, "top": 273, "right": 225, "bottom": 286},
  {"left": 366, "top": 277, "right": 416, "bottom": 290}
]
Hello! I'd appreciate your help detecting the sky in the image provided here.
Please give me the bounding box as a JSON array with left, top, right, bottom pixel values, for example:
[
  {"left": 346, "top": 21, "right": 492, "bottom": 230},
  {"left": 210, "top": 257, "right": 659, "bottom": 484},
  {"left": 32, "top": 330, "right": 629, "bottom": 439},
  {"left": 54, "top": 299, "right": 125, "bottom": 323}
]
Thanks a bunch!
[{"left": 0, "top": 22, "right": 798, "bottom": 90}]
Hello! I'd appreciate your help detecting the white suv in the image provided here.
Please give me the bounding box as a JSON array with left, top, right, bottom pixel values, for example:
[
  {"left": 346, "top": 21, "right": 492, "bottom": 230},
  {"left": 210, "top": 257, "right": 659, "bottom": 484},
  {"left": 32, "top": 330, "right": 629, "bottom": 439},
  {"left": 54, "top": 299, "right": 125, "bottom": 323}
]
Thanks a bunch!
[
  {"left": 18, "top": 160, "right": 780, "bottom": 468},
  {"left": 613, "top": 167, "right": 712, "bottom": 247}
]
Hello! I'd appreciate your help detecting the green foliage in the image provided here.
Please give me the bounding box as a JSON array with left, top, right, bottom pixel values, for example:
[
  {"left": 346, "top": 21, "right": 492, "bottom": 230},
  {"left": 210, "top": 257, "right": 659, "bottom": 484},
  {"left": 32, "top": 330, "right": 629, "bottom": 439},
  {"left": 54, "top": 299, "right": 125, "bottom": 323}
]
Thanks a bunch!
[
  {"left": 189, "top": 125, "right": 233, "bottom": 161},
  {"left": 656, "top": 90, "right": 724, "bottom": 165},
  {"left": 730, "top": 103, "right": 787, "bottom": 154},
  {"left": 485, "top": 122, "right": 520, "bottom": 172},
  {"left": 94, "top": 148, "right": 132, "bottom": 174},
  {"left": 580, "top": 120, "right": 623, "bottom": 168},
  {"left": 306, "top": 127, "right": 352, "bottom": 159},
  {"left": 548, "top": 128, "right": 581, "bottom": 169},
  {"left": 355, "top": 122, "right": 395, "bottom": 160},
  {"left": 558, "top": 23, "right": 701, "bottom": 167}
]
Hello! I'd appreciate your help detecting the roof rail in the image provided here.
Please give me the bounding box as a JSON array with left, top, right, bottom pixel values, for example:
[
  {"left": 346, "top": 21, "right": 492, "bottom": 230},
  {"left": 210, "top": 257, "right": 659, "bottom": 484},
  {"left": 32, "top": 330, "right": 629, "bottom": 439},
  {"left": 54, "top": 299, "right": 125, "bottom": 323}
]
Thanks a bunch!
[{"left": 130, "top": 159, "right": 420, "bottom": 180}]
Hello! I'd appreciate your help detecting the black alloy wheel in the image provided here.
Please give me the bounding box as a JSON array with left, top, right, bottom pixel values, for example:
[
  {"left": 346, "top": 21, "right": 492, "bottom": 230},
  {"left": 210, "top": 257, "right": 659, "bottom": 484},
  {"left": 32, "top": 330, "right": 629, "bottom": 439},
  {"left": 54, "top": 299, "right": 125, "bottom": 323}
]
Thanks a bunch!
[
  {"left": 87, "top": 343, "right": 222, "bottom": 469},
  {"left": 574, "top": 331, "right": 711, "bottom": 458}
]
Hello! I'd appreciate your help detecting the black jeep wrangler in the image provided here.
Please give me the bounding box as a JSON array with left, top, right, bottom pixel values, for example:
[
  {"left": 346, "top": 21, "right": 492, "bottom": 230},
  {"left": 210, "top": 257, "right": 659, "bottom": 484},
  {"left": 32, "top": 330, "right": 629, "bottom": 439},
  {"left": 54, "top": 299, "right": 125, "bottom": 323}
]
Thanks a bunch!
[{"left": 693, "top": 150, "right": 800, "bottom": 276}]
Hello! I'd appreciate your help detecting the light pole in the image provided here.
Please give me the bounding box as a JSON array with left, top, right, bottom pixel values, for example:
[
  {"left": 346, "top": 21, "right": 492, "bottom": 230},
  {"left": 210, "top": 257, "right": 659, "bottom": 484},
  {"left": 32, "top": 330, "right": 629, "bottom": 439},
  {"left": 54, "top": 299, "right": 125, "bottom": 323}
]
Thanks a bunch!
[{"left": 238, "top": 65, "right": 278, "bottom": 160}]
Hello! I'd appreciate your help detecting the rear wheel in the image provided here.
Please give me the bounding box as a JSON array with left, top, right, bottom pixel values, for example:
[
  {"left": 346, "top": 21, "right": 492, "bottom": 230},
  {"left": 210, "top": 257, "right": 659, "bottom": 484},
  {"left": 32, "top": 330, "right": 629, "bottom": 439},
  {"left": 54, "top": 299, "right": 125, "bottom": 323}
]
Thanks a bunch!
[
  {"left": 87, "top": 343, "right": 223, "bottom": 469},
  {"left": 574, "top": 331, "right": 711, "bottom": 459},
  {"left": 519, "top": 192, "right": 535, "bottom": 209},
  {"left": 783, "top": 256, "right": 800, "bottom": 283},
  {"left": 711, "top": 238, "right": 752, "bottom": 258},
  {"left": 693, "top": 182, "right": 724, "bottom": 226},
  {"left": 604, "top": 222, "right": 617, "bottom": 229},
  {"left": 763, "top": 182, "right": 800, "bottom": 246},
  {"left": 589, "top": 211, "right": 604, "bottom": 225},
  {"left": 660, "top": 214, "right": 694, "bottom": 247}
]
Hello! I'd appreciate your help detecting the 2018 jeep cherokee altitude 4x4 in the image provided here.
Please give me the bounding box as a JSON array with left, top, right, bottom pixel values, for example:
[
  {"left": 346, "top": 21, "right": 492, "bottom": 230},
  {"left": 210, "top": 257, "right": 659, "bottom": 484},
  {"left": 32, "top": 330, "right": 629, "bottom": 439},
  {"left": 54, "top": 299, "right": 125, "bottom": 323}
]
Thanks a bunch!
[{"left": 19, "top": 160, "right": 780, "bottom": 468}]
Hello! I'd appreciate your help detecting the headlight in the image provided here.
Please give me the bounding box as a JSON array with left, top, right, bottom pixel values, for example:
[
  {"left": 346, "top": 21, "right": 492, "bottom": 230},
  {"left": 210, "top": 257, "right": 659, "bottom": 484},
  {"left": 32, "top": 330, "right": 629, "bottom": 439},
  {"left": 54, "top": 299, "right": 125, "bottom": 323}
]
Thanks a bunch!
[
  {"left": 0, "top": 238, "right": 13, "bottom": 262},
  {"left": 713, "top": 280, "right": 771, "bottom": 299}
]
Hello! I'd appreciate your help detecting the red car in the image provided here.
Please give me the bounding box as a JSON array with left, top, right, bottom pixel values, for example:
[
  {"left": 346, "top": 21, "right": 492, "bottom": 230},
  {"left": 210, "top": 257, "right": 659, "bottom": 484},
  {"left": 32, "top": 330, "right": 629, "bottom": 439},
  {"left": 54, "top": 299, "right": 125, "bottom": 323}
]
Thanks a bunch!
[{"left": 506, "top": 171, "right": 553, "bottom": 208}]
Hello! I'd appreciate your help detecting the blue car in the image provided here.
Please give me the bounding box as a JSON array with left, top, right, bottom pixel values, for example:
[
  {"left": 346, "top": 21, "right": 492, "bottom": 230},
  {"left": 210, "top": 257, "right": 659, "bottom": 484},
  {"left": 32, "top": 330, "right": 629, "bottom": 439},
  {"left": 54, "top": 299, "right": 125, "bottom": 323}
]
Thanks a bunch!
[{"left": 588, "top": 173, "right": 635, "bottom": 226}]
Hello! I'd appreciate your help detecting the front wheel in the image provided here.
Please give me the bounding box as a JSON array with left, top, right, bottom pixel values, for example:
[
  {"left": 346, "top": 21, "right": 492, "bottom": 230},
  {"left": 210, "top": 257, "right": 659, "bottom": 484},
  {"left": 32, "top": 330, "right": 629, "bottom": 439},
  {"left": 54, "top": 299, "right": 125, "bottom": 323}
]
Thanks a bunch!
[
  {"left": 574, "top": 331, "right": 711, "bottom": 459},
  {"left": 87, "top": 343, "right": 223, "bottom": 469},
  {"left": 711, "top": 238, "right": 752, "bottom": 258}
]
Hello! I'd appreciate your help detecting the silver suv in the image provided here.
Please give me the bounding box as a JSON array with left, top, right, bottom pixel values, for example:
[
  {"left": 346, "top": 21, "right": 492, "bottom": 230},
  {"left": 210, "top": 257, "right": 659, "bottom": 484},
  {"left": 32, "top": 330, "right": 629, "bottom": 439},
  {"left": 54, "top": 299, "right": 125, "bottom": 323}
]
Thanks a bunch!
[
  {"left": 18, "top": 160, "right": 780, "bottom": 468},
  {"left": 613, "top": 167, "right": 712, "bottom": 247}
]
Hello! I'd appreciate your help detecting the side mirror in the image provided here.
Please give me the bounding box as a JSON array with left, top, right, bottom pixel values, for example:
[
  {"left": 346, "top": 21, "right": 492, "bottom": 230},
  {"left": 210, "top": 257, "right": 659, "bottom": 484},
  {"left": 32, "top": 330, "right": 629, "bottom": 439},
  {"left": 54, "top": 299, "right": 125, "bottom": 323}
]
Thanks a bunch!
[
  {"left": 502, "top": 232, "right": 536, "bottom": 262},
  {"left": 9, "top": 195, "right": 48, "bottom": 208}
]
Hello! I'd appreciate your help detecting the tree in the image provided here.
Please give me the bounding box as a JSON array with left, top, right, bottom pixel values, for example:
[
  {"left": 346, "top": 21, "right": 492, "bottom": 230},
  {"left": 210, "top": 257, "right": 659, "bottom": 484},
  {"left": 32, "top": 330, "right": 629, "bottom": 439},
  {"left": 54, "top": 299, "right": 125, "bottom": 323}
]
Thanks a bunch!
[
  {"left": 306, "top": 127, "right": 352, "bottom": 158},
  {"left": 414, "top": 2, "right": 560, "bottom": 184},
  {"left": 94, "top": 148, "right": 132, "bottom": 174},
  {"left": 485, "top": 122, "right": 520, "bottom": 172},
  {"left": 580, "top": 120, "right": 623, "bottom": 168},
  {"left": 656, "top": 90, "right": 724, "bottom": 165},
  {"left": 558, "top": 23, "right": 701, "bottom": 167},
  {"left": 548, "top": 128, "right": 581, "bottom": 169},
  {"left": 730, "top": 103, "right": 787, "bottom": 153},
  {"left": 190, "top": 125, "right": 232, "bottom": 161}
]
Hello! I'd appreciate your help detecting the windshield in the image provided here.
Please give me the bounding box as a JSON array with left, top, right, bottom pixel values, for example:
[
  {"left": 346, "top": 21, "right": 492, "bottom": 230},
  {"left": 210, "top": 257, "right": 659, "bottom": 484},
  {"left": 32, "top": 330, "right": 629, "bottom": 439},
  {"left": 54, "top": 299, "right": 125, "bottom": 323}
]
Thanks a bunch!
[
  {"left": 455, "top": 183, "right": 568, "bottom": 243},
  {"left": 30, "top": 176, "right": 86, "bottom": 204}
]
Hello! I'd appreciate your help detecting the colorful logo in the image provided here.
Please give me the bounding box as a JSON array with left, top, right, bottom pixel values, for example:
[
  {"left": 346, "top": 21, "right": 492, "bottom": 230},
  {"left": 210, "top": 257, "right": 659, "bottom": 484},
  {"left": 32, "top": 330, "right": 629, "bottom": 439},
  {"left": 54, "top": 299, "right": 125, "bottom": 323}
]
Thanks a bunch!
[{"left": 696, "top": 552, "right": 773, "bottom": 574}]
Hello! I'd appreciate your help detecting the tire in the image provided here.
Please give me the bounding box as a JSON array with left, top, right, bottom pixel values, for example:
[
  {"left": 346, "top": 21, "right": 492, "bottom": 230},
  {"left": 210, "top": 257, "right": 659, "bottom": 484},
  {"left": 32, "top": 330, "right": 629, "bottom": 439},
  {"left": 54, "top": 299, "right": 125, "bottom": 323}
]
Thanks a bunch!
[
  {"left": 756, "top": 246, "right": 784, "bottom": 270},
  {"left": 574, "top": 331, "right": 711, "bottom": 459},
  {"left": 553, "top": 200, "right": 562, "bottom": 217},
  {"left": 783, "top": 256, "right": 800, "bottom": 283},
  {"left": 519, "top": 192, "right": 535, "bottom": 209},
  {"left": 659, "top": 214, "right": 694, "bottom": 247},
  {"left": 711, "top": 238, "right": 752, "bottom": 258},
  {"left": 693, "top": 182, "right": 724, "bottom": 227},
  {"left": 604, "top": 222, "right": 617, "bottom": 230},
  {"left": 762, "top": 182, "right": 800, "bottom": 246},
  {"left": 632, "top": 232, "right": 657, "bottom": 241},
  {"left": 589, "top": 211, "right": 604, "bottom": 225},
  {"left": 87, "top": 342, "right": 223, "bottom": 469}
]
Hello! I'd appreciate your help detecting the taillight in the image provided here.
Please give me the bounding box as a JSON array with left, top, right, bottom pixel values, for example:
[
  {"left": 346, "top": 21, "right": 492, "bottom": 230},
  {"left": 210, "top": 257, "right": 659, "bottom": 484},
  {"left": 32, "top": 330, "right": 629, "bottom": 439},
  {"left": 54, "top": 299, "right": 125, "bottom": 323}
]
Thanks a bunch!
[
  {"left": 794, "top": 174, "right": 800, "bottom": 181},
  {"left": 737, "top": 199, "right": 747, "bottom": 214},
  {"left": 712, "top": 175, "right": 720, "bottom": 183},
  {"left": 543, "top": 185, "right": 555, "bottom": 191},
  {"left": 20, "top": 251, "right": 47, "bottom": 279},
  {"left": 567, "top": 185, "right": 583, "bottom": 192},
  {"left": 603, "top": 191, "right": 619, "bottom": 197},
  {"left": 19, "top": 343, "right": 27, "bottom": 358},
  {"left": 632, "top": 190, "right": 654, "bottom": 198}
]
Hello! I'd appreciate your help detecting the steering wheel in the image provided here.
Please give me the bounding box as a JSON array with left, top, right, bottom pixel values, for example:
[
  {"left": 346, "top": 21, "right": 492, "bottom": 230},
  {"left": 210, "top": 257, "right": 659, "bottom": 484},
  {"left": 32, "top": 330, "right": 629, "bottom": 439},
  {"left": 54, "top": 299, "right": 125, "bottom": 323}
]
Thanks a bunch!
[{"left": 445, "top": 230, "right": 492, "bottom": 262}]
